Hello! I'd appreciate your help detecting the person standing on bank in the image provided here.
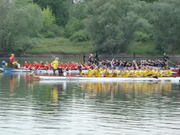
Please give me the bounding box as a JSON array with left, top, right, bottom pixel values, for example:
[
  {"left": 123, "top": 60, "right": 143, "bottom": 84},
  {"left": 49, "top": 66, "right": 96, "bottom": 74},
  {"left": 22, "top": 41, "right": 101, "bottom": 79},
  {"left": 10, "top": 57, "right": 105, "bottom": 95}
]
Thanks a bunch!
[
  {"left": 51, "top": 57, "right": 63, "bottom": 76},
  {"left": 9, "top": 54, "right": 15, "bottom": 68}
]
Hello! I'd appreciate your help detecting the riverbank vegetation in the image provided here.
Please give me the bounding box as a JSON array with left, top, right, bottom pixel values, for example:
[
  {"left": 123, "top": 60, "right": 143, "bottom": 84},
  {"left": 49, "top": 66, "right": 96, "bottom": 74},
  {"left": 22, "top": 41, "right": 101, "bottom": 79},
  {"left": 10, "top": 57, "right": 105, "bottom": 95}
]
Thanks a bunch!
[{"left": 0, "top": 0, "right": 180, "bottom": 56}]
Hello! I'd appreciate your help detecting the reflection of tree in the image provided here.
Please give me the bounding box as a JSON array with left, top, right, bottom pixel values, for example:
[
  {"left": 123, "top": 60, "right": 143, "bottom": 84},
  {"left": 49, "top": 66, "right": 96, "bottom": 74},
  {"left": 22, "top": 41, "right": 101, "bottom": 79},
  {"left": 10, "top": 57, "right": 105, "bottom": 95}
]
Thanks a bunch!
[{"left": 78, "top": 82, "right": 172, "bottom": 100}]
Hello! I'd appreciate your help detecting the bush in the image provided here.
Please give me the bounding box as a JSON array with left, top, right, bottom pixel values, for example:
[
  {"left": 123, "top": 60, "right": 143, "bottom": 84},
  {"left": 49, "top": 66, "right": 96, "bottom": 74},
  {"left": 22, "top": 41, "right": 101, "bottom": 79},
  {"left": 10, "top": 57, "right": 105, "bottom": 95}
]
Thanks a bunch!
[
  {"left": 134, "top": 31, "right": 150, "bottom": 42},
  {"left": 69, "top": 30, "right": 88, "bottom": 42}
]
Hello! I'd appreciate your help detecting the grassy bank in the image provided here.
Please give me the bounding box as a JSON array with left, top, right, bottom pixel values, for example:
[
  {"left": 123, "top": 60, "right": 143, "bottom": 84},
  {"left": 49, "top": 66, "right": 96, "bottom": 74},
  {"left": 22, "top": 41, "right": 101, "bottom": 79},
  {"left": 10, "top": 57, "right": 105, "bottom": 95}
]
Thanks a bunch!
[
  {"left": 128, "top": 41, "right": 158, "bottom": 55},
  {"left": 27, "top": 37, "right": 159, "bottom": 55},
  {"left": 27, "top": 38, "right": 95, "bottom": 54}
]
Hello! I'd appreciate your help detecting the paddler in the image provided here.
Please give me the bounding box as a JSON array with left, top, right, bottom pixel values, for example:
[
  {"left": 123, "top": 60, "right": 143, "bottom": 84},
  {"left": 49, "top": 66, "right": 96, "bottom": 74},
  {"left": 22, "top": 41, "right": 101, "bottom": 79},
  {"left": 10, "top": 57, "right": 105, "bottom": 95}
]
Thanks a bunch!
[
  {"left": 119, "top": 67, "right": 129, "bottom": 77},
  {"left": 94, "top": 66, "right": 101, "bottom": 77},
  {"left": 146, "top": 66, "right": 155, "bottom": 77},
  {"left": 1, "top": 60, "right": 7, "bottom": 68},
  {"left": 100, "top": 66, "right": 106, "bottom": 77},
  {"left": 104, "top": 66, "right": 111, "bottom": 77},
  {"left": 163, "top": 66, "right": 172, "bottom": 77},
  {"left": 111, "top": 66, "right": 119, "bottom": 77},
  {"left": 153, "top": 68, "right": 162, "bottom": 77},
  {"left": 86, "top": 66, "right": 94, "bottom": 77},
  {"left": 78, "top": 68, "right": 85, "bottom": 77},
  {"left": 127, "top": 67, "right": 134, "bottom": 77}
]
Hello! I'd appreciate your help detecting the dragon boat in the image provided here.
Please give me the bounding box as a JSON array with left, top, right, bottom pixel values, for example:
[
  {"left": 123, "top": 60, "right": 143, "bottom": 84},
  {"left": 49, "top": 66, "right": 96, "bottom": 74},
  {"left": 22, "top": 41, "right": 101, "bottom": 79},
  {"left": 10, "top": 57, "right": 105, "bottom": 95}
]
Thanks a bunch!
[{"left": 1, "top": 68, "right": 179, "bottom": 76}]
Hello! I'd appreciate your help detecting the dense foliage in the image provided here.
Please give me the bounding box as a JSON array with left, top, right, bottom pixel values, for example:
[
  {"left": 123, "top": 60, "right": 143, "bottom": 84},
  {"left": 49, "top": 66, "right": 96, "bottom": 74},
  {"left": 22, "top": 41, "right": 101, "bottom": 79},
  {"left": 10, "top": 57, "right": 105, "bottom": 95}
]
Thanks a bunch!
[
  {"left": 33, "top": 0, "right": 68, "bottom": 26},
  {"left": 0, "top": 0, "right": 43, "bottom": 56},
  {"left": 0, "top": 0, "right": 180, "bottom": 55}
]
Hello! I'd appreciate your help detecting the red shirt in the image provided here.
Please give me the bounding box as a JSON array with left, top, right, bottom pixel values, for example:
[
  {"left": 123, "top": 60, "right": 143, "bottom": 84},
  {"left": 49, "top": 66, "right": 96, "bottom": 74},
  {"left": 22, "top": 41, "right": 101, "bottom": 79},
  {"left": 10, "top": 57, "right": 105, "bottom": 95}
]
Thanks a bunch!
[{"left": 33, "top": 63, "right": 39, "bottom": 70}]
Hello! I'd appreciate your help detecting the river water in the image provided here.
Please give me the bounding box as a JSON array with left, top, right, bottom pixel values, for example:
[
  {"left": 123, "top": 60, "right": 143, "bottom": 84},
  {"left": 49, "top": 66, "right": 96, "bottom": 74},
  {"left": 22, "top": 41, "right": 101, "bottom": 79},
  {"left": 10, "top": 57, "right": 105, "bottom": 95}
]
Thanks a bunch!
[{"left": 0, "top": 72, "right": 180, "bottom": 135}]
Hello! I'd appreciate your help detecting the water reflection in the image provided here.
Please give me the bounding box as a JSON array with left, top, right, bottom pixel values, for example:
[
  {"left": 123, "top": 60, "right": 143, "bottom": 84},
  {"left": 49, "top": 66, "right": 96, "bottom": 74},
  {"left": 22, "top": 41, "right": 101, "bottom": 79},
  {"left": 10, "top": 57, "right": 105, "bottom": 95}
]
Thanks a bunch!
[{"left": 78, "top": 81, "right": 172, "bottom": 101}]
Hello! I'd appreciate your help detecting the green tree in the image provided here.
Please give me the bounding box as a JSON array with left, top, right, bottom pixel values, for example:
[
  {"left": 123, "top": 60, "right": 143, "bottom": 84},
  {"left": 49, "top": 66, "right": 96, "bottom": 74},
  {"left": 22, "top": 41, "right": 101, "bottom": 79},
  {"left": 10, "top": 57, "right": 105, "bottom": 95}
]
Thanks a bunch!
[
  {"left": 85, "top": 0, "right": 151, "bottom": 54},
  {"left": 41, "top": 7, "right": 57, "bottom": 37},
  {"left": 64, "top": 17, "right": 82, "bottom": 38},
  {"left": 0, "top": 0, "right": 43, "bottom": 56},
  {"left": 33, "top": 0, "right": 69, "bottom": 26},
  {"left": 153, "top": 0, "right": 180, "bottom": 54}
]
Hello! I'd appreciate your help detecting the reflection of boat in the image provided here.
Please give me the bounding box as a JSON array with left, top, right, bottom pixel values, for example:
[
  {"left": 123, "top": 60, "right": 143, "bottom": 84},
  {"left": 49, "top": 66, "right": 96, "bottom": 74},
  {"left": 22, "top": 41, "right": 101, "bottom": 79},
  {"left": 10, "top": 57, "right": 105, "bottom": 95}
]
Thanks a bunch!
[
  {"left": 36, "top": 76, "right": 180, "bottom": 82},
  {"left": 0, "top": 68, "right": 82, "bottom": 74},
  {"left": 39, "top": 80, "right": 172, "bottom": 99},
  {"left": 79, "top": 81, "right": 172, "bottom": 97}
]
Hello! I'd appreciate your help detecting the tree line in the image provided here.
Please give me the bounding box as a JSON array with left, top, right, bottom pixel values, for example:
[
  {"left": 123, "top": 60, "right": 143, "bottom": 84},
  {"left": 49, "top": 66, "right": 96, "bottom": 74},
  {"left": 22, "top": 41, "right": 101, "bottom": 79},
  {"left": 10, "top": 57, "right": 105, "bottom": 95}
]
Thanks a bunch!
[{"left": 0, "top": 0, "right": 179, "bottom": 56}]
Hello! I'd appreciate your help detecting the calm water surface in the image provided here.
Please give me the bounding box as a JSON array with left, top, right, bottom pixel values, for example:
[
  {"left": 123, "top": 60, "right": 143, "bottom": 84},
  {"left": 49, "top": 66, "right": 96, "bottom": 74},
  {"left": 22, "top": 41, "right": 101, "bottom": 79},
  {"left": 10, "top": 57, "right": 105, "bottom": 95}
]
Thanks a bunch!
[{"left": 0, "top": 73, "right": 180, "bottom": 135}]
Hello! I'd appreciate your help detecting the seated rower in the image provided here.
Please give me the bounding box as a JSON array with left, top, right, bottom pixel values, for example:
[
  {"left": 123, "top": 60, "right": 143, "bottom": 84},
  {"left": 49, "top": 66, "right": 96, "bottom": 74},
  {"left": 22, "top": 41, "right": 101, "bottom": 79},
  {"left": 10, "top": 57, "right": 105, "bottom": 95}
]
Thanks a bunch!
[
  {"left": 153, "top": 68, "right": 162, "bottom": 77},
  {"left": 44, "top": 62, "right": 51, "bottom": 70},
  {"left": 127, "top": 67, "right": 134, "bottom": 77},
  {"left": 138, "top": 66, "right": 148, "bottom": 77},
  {"left": 132, "top": 69, "right": 141, "bottom": 77},
  {"left": 94, "top": 66, "right": 101, "bottom": 77},
  {"left": 111, "top": 66, "right": 118, "bottom": 77},
  {"left": 22, "top": 61, "right": 31, "bottom": 69},
  {"left": 39, "top": 61, "right": 46, "bottom": 70},
  {"left": 32, "top": 61, "right": 39, "bottom": 70},
  {"left": 78, "top": 68, "right": 85, "bottom": 77},
  {"left": 163, "top": 67, "right": 172, "bottom": 77},
  {"left": 86, "top": 66, "right": 94, "bottom": 77},
  {"left": 143, "top": 66, "right": 151, "bottom": 77},
  {"left": 100, "top": 66, "right": 106, "bottom": 77},
  {"left": 119, "top": 68, "right": 129, "bottom": 77},
  {"left": 104, "top": 66, "right": 111, "bottom": 77},
  {"left": 146, "top": 67, "right": 154, "bottom": 77}
]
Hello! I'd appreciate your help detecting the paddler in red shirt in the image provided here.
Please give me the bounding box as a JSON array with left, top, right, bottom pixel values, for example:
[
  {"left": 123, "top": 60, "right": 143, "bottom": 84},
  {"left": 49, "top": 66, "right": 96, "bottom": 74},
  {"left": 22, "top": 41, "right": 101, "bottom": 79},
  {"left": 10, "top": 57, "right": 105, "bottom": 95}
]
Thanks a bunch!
[
  {"left": 32, "top": 61, "right": 39, "bottom": 70},
  {"left": 39, "top": 61, "right": 46, "bottom": 70},
  {"left": 22, "top": 61, "right": 32, "bottom": 69},
  {"left": 44, "top": 61, "right": 51, "bottom": 70}
]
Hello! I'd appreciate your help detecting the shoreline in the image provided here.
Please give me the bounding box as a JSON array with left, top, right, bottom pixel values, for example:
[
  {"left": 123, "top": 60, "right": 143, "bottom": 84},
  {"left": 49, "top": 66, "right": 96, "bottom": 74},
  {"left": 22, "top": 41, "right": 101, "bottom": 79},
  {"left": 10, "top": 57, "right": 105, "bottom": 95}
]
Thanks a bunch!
[
  {"left": 18, "top": 53, "right": 180, "bottom": 60},
  {"left": 1, "top": 53, "right": 180, "bottom": 61}
]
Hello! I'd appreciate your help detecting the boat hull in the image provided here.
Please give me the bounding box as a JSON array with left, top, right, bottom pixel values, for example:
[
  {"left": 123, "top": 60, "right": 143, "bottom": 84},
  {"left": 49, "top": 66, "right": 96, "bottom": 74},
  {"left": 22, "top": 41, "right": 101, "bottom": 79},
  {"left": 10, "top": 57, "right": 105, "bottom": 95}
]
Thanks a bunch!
[
  {"left": 1, "top": 68, "right": 82, "bottom": 74},
  {"left": 36, "top": 76, "right": 180, "bottom": 82}
]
